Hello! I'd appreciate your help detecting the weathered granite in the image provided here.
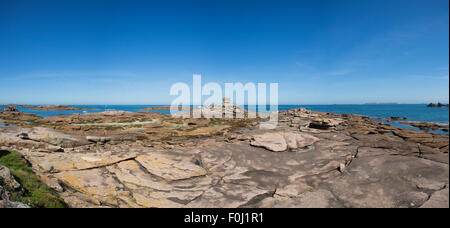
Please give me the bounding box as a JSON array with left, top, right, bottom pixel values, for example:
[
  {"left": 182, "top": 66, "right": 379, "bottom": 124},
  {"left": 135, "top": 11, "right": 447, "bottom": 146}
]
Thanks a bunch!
[{"left": 0, "top": 107, "right": 448, "bottom": 208}]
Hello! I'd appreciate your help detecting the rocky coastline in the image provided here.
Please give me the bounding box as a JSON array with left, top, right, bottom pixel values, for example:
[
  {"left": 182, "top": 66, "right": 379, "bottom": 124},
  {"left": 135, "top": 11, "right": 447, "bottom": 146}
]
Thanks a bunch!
[
  {"left": 0, "top": 106, "right": 448, "bottom": 208},
  {"left": 30, "top": 105, "right": 96, "bottom": 111},
  {"left": 141, "top": 106, "right": 192, "bottom": 111},
  {"left": 399, "top": 121, "right": 449, "bottom": 133}
]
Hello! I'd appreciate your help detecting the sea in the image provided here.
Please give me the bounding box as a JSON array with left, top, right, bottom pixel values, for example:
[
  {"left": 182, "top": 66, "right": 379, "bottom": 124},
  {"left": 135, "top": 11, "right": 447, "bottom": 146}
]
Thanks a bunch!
[{"left": 1, "top": 104, "right": 449, "bottom": 134}]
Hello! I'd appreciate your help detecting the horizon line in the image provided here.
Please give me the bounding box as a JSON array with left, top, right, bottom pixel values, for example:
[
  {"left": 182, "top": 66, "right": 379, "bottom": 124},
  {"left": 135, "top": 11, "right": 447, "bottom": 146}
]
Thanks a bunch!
[{"left": 2, "top": 103, "right": 449, "bottom": 106}]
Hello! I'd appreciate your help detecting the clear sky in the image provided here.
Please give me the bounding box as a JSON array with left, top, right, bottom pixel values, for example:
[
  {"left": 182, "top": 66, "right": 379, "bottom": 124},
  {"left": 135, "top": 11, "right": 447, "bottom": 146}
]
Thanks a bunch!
[{"left": 0, "top": 0, "right": 448, "bottom": 105}]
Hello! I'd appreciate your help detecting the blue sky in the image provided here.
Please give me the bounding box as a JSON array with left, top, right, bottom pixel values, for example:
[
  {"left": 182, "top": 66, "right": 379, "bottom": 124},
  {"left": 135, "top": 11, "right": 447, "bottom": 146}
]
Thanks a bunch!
[{"left": 0, "top": 0, "right": 448, "bottom": 105}]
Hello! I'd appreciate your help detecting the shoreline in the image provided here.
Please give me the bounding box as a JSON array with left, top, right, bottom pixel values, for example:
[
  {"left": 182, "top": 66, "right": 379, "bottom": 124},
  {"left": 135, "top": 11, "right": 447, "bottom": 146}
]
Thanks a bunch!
[
  {"left": 0, "top": 106, "right": 448, "bottom": 208},
  {"left": 1, "top": 105, "right": 449, "bottom": 135}
]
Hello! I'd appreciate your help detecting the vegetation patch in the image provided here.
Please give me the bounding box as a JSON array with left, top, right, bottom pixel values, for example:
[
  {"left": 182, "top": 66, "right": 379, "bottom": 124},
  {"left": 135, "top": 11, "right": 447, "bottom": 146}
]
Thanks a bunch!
[
  {"left": 136, "top": 135, "right": 149, "bottom": 141},
  {"left": 0, "top": 150, "right": 67, "bottom": 208}
]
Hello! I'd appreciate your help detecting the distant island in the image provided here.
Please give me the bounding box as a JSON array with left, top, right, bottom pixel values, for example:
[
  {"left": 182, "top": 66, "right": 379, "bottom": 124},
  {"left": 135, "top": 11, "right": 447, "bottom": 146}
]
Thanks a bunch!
[
  {"left": 30, "top": 105, "right": 96, "bottom": 111},
  {"left": 364, "top": 102, "right": 398, "bottom": 105},
  {"left": 1, "top": 104, "right": 95, "bottom": 111}
]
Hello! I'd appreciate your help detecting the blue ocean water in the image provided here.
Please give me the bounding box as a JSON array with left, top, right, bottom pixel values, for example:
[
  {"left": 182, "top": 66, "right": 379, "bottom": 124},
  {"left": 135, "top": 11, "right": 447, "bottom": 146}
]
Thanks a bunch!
[
  {"left": 279, "top": 104, "right": 449, "bottom": 124},
  {"left": 277, "top": 104, "right": 449, "bottom": 134},
  {"left": 1, "top": 104, "right": 448, "bottom": 133}
]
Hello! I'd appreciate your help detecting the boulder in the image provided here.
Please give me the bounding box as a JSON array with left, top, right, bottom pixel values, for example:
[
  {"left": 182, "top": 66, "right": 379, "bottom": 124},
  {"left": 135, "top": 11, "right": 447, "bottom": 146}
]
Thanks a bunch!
[
  {"left": 284, "top": 133, "right": 320, "bottom": 150},
  {"left": 0, "top": 165, "right": 22, "bottom": 190},
  {"left": 4, "top": 106, "right": 18, "bottom": 112},
  {"left": 309, "top": 118, "right": 333, "bottom": 129},
  {"left": 251, "top": 132, "right": 320, "bottom": 152},
  {"left": 0, "top": 167, "right": 29, "bottom": 208},
  {"left": 17, "top": 132, "right": 30, "bottom": 140},
  {"left": 250, "top": 133, "right": 287, "bottom": 152},
  {"left": 86, "top": 136, "right": 112, "bottom": 143},
  {"left": 0, "top": 186, "right": 29, "bottom": 208}
]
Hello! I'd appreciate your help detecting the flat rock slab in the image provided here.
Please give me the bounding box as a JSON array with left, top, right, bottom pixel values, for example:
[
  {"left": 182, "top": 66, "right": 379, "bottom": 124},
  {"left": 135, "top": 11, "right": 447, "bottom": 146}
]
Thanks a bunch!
[
  {"left": 0, "top": 127, "right": 92, "bottom": 152},
  {"left": 305, "top": 155, "right": 449, "bottom": 208},
  {"left": 197, "top": 140, "right": 355, "bottom": 198},
  {"left": 420, "top": 188, "right": 449, "bottom": 208},
  {"left": 129, "top": 176, "right": 214, "bottom": 208},
  {"left": 24, "top": 127, "right": 91, "bottom": 147},
  {"left": 50, "top": 152, "right": 214, "bottom": 208},
  {"left": 250, "top": 132, "right": 320, "bottom": 152},
  {"left": 187, "top": 183, "right": 273, "bottom": 208},
  {"left": 135, "top": 152, "right": 207, "bottom": 181},
  {"left": 27, "top": 152, "right": 137, "bottom": 172},
  {"left": 54, "top": 169, "right": 133, "bottom": 206},
  {"left": 256, "top": 189, "right": 344, "bottom": 208},
  {"left": 106, "top": 160, "right": 173, "bottom": 191},
  {"left": 250, "top": 132, "right": 287, "bottom": 152}
]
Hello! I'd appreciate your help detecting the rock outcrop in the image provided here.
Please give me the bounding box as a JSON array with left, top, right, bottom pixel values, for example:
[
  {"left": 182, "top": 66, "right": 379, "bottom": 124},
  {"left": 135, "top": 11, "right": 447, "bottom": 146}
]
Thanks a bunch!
[
  {"left": 31, "top": 105, "right": 95, "bottom": 111},
  {"left": 250, "top": 132, "right": 319, "bottom": 152},
  {"left": 0, "top": 165, "right": 29, "bottom": 208},
  {"left": 0, "top": 107, "right": 448, "bottom": 208},
  {"left": 399, "top": 121, "right": 449, "bottom": 132},
  {"left": 427, "top": 102, "right": 449, "bottom": 107},
  {"left": 0, "top": 186, "right": 30, "bottom": 208},
  {"left": 309, "top": 118, "right": 334, "bottom": 129},
  {"left": 4, "top": 106, "right": 18, "bottom": 112},
  {"left": 0, "top": 165, "right": 22, "bottom": 191}
]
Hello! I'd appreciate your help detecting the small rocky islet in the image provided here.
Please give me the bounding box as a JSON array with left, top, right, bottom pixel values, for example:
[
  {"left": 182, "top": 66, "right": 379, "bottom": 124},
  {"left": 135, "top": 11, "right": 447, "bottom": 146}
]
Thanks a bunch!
[
  {"left": 427, "top": 102, "right": 449, "bottom": 108},
  {"left": 0, "top": 104, "right": 448, "bottom": 208}
]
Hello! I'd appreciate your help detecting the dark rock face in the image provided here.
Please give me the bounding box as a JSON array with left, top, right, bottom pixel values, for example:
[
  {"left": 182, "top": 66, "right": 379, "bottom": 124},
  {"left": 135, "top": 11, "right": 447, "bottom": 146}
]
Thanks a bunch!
[
  {"left": 0, "top": 186, "right": 29, "bottom": 208},
  {"left": 0, "top": 165, "right": 22, "bottom": 191},
  {"left": 389, "top": 116, "right": 408, "bottom": 120},
  {"left": 427, "top": 102, "right": 449, "bottom": 107},
  {"left": 0, "top": 165, "right": 29, "bottom": 208},
  {"left": 3, "top": 106, "right": 18, "bottom": 112}
]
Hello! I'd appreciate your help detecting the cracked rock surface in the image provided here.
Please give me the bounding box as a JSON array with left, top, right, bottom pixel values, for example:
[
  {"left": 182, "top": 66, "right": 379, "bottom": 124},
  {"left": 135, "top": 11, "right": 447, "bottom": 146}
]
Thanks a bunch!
[{"left": 0, "top": 108, "right": 448, "bottom": 208}]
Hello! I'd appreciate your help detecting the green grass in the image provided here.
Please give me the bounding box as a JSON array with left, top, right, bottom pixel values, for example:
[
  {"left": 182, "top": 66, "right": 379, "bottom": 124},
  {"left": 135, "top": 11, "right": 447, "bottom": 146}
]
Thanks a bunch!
[
  {"left": 105, "top": 126, "right": 123, "bottom": 131},
  {"left": 24, "top": 121, "right": 43, "bottom": 127},
  {"left": 0, "top": 150, "right": 67, "bottom": 208}
]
